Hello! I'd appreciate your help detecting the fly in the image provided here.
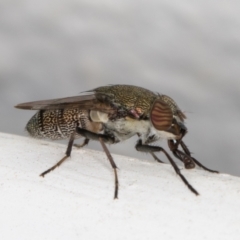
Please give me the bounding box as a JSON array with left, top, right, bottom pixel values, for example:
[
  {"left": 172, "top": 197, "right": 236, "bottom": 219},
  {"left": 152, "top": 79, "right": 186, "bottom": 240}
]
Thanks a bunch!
[{"left": 15, "top": 85, "right": 218, "bottom": 198}]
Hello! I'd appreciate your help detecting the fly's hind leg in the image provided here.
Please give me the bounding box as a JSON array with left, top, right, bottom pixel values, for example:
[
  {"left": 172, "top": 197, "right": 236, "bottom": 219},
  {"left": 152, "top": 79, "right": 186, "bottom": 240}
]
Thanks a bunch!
[
  {"left": 40, "top": 133, "right": 75, "bottom": 177},
  {"left": 76, "top": 127, "right": 119, "bottom": 199}
]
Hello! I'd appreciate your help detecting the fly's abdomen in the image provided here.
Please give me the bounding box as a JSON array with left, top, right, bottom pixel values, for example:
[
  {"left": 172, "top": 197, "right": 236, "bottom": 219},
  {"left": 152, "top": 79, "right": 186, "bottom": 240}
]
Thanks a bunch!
[{"left": 26, "top": 109, "right": 98, "bottom": 140}]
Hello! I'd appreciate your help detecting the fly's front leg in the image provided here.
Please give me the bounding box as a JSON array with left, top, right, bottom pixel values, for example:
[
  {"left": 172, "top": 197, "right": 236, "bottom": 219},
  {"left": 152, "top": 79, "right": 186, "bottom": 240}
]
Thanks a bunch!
[
  {"left": 168, "top": 129, "right": 195, "bottom": 169},
  {"left": 76, "top": 127, "right": 119, "bottom": 199},
  {"left": 180, "top": 141, "right": 218, "bottom": 173},
  {"left": 40, "top": 133, "right": 75, "bottom": 177},
  {"left": 169, "top": 140, "right": 218, "bottom": 173},
  {"left": 168, "top": 140, "right": 195, "bottom": 169},
  {"left": 135, "top": 140, "right": 199, "bottom": 196}
]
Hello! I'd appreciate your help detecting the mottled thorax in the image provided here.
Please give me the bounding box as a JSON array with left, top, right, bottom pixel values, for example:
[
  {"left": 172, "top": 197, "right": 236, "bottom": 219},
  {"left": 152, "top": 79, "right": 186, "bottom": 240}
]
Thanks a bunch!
[{"left": 94, "top": 85, "right": 157, "bottom": 119}]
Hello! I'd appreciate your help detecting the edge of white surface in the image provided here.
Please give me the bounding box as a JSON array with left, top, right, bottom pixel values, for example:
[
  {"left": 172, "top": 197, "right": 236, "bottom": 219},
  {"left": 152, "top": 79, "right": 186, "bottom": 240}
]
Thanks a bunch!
[{"left": 0, "top": 132, "right": 240, "bottom": 240}]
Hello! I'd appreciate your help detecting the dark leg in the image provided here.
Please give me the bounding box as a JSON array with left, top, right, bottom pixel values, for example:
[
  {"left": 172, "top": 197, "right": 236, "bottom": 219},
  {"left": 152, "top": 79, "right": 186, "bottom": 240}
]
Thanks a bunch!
[
  {"left": 99, "top": 137, "right": 119, "bottom": 199},
  {"left": 150, "top": 153, "right": 165, "bottom": 163},
  {"left": 40, "top": 133, "right": 75, "bottom": 177},
  {"left": 76, "top": 127, "right": 119, "bottom": 199},
  {"left": 179, "top": 140, "right": 191, "bottom": 155},
  {"left": 180, "top": 141, "right": 218, "bottom": 173},
  {"left": 168, "top": 140, "right": 195, "bottom": 169},
  {"left": 166, "top": 129, "right": 195, "bottom": 169},
  {"left": 136, "top": 140, "right": 199, "bottom": 196},
  {"left": 169, "top": 140, "right": 218, "bottom": 173}
]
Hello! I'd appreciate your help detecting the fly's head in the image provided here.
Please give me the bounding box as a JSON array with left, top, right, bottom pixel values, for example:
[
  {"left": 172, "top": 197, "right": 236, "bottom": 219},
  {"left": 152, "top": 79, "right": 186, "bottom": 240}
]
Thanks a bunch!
[{"left": 150, "top": 95, "right": 187, "bottom": 140}]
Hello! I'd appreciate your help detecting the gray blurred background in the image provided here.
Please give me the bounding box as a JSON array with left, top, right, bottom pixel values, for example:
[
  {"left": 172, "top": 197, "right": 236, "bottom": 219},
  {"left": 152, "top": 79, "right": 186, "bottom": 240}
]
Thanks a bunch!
[{"left": 1, "top": 0, "right": 240, "bottom": 176}]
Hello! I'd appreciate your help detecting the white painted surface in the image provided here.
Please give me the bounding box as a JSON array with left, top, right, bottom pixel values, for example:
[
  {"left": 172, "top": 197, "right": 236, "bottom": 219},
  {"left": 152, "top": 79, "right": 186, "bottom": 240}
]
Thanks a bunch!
[
  {"left": 0, "top": 132, "right": 239, "bottom": 240},
  {"left": 1, "top": 0, "right": 240, "bottom": 176}
]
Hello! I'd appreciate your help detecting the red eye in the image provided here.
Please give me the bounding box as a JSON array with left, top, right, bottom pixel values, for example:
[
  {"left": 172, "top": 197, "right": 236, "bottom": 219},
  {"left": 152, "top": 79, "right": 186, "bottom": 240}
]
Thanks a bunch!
[{"left": 150, "top": 99, "right": 173, "bottom": 131}]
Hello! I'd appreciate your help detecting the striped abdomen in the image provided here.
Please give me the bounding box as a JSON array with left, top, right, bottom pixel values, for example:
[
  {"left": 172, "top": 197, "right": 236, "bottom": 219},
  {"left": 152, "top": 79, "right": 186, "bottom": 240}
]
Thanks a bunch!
[{"left": 26, "top": 109, "right": 102, "bottom": 140}]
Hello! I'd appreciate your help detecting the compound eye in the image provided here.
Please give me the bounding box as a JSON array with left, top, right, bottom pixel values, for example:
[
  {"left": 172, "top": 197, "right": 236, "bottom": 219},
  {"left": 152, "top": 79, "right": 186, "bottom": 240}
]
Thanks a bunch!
[{"left": 150, "top": 99, "right": 173, "bottom": 131}]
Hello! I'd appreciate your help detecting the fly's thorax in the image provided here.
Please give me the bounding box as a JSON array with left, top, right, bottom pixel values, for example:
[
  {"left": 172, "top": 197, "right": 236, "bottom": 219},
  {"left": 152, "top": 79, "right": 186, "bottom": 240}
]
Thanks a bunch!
[
  {"left": 26, "top": 109, "right": 103, "bottom": 140},
  {"left": 94, "top": 85, "right": 157, "bottom": 118}
]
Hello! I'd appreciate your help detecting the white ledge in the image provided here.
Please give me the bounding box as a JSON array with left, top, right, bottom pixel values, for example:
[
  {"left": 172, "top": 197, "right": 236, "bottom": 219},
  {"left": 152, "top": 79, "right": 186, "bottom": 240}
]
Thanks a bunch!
[{"left": 0, "top": 132, "right": 240, "bottom": 240}]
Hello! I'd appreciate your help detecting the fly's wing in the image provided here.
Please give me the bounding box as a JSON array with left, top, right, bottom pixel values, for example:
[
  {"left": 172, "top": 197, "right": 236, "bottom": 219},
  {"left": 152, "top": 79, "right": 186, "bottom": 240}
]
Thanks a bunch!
[{"left": 15, "top": 93, "right": 115, "bottom": 114}]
